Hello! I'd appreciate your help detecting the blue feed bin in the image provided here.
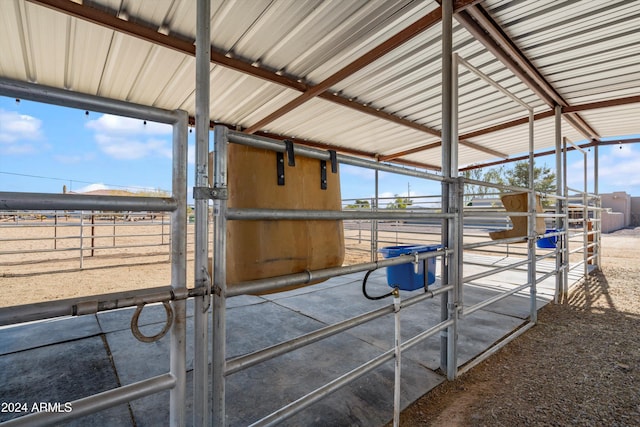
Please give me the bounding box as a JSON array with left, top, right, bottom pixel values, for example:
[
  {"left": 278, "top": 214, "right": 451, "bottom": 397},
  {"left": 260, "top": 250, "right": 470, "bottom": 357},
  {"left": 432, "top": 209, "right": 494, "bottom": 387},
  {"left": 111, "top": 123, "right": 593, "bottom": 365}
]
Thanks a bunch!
[
  {"left": 378, "top": 245, "right": 440, "bottom": 291},
  {"left": 537, "top": 229, "right": 559, "bottom": 249}
]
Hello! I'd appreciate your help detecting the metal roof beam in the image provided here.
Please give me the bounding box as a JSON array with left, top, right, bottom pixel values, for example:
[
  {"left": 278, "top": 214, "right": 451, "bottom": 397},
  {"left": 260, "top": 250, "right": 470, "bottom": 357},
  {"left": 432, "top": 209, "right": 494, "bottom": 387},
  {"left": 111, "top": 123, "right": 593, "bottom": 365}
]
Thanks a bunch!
[
  {"left": 458, "top": 4, "right": 601, "bottom": 141},
  {"left": 378, "top": 138, "right": 508, "bottom": 162},
  {"left": 563, "top": 95, "right": 640, "bottom": 113},
  {"left": 244, "top": 0, "right": 483, "bottom": 134},
  {"left": 371, "top": 90, "right": 640, "bottom": 162}
]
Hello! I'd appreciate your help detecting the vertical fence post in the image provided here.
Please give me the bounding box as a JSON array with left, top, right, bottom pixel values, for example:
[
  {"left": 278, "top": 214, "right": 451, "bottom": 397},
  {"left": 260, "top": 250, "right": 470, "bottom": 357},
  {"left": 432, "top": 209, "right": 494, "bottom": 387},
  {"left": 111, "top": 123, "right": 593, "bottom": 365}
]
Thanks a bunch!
[
  {"left": 161, "top": 214, "right": 165, "bottom": 245},
  {"left": 169, "top": 111, "right": 188, "bottom": 427},
  {"left": 370, "top": 195, "right": 378, "bottom": 262},
  {"left": 212, "top": 125, "right": 229, "bottom": 426},
  {"left": 80, "top": 211, "right": 84, "bottom": 269},
  {"left": 54, "top": 212, "right": 58, "bottom": 250},
  {"left": 91, "top": 212, "right": 95, "bottom": 257}
]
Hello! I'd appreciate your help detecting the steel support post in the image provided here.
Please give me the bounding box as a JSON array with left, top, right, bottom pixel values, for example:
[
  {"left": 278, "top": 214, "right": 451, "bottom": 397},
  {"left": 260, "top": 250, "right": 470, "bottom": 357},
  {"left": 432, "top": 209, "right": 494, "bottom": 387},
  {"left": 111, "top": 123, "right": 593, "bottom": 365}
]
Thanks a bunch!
[
  {"left": 563, "top": 138, "right": 570, "bottom": 298},
  {"left": 593, "top": 144, "right": 602, "bottom": 268},
  {"left": 446, "top": 51, "right": 461, "bottom": 381},
  {"left": 193, "top": 0, "right": 211, "bottom": 424},
  {"left": 212, "top": 125, "right": 229, "bottom": 426},
  {"left": 528, "top": 111, "right": 537, "bottom": 323},
  {"left": 554, "top": 105, "right": 563, "bottom": 303},
  {"left": 170, "top": 111, "right": 189, "bottom": 427},
  {"left": 583, "top": 152, "right": 588, "bottom": 279},
  {"left": 440, "top": 0, "right": 455, "bottom": 378}
]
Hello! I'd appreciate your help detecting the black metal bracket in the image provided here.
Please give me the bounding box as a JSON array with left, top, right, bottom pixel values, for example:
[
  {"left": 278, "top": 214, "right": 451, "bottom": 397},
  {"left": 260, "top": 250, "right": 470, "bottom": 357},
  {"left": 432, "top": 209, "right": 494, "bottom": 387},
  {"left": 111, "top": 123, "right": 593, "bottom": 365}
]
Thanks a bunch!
[
  {"left": 284, "top": 139, "right": 295, "bottom": 166},
  {"left": 193, "top": 186, "right": 228, "bottom": 200},
  {"left": 328, "top": 150, "right": 338, "bottom": 173},
  {"left": 277, "top": 152, "right": 285, "bottom": 186},
  {"left": 320, "top": 160, "right": 328, "bottom": 190}
]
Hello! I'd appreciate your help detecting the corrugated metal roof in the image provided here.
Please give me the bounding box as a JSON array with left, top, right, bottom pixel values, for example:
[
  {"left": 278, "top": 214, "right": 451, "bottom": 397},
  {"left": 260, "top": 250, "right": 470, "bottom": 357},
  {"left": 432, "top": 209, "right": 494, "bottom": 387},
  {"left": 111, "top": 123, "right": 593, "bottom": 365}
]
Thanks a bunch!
[
  {"left": 483, "top": 0, "right": 640, "bottom": 106},
  {"left": 1, "top": 0, "right": 639, "bottom": 171}
]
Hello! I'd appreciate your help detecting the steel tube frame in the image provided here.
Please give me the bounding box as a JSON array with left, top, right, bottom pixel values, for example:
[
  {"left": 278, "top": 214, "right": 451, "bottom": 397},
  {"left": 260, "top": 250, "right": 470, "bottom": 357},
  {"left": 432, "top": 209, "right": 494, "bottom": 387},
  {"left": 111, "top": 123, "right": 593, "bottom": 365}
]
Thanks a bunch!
[
  {"left": 211, "top": 125, "right": 229, "bottom": 426},
  {"left": 212, "top": 123, "right": 455, "bottom": 424},
  {"left": 452, "top": 42, "right": 546, "bottom": 378},
  {"left": 0, "top": 78, "right": 189, "bottom": 426},
  {"left": 0, "top": 192, "right": 177, "bottom": 212},
  {"left": 228, "top": 249, "right": 450, "bottom": 297},
  {"left": 563, "top": 139, "right": 570, "bottom": 298},
  {"left": 192, "top": 0, "right": 211, "bottom": 424},
  {"left": 441, "top": 0, "right": 456, "bottom": 380},
  {"left": 0, "top": 77, "right": 184, "bottom": 124},
  {"left": 554, "top": 103, "right": 562, "bottom": 303},
  {"left": 461, "top": 177, "right": 538, "bottom": 194},
  {"left": 463, "top": 235, "right": 536, "bottom": 250},
  {"left": 372, "top": 171, "right": 380, "bottom": 262},
  {"left": 169, "top": 107, "right": 188, "bottom": 427},
  {"left": 227, "top": 208, "right": 454, "bottom": 221},
  {"left": 0, "top": 285, "right": 202, "bottom": 327},
  {"left": 228, "top": 131, "right": 446, "bottom": 182}
]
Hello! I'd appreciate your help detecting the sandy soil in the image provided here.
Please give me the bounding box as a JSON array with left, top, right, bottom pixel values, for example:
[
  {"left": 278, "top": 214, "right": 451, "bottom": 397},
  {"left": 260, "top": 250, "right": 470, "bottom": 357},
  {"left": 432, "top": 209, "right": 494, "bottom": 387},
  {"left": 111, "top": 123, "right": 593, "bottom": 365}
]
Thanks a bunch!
[{"left": 0, "top": 219, "right": 182, "bottom": 307}]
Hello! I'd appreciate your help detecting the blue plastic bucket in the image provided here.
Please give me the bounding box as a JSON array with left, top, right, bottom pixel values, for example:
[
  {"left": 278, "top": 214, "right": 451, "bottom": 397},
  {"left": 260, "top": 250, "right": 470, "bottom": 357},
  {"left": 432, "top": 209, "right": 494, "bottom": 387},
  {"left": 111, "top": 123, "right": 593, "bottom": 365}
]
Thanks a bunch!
[
  {"left": 378, "top": 245, "right": 440, "bottom": 291},
  {"left": 537, "top": 229, "right": 558, "bottom": 249}
]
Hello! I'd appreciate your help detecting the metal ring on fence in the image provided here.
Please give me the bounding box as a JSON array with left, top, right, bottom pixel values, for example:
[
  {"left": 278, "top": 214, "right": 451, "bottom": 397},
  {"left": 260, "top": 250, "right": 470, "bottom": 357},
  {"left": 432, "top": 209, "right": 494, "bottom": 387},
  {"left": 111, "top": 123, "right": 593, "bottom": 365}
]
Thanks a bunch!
[{"left": 131, "top": 301, "right": 174, "bottom": 343}]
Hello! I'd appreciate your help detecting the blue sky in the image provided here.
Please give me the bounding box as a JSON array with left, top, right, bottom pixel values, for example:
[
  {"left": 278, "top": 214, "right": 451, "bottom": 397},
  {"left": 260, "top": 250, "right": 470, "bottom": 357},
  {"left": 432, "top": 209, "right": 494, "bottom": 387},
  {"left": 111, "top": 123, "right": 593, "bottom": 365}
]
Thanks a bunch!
[{"left": 1, "top": 96, "right": 639, "bottom": 203}]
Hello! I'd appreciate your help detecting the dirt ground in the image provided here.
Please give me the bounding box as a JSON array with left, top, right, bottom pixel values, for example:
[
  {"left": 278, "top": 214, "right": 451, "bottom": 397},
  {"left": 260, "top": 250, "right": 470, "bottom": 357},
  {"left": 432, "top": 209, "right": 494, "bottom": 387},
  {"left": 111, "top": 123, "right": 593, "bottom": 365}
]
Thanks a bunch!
[{"left": 394, "top": 227, "right": 640, "bottom": 426}]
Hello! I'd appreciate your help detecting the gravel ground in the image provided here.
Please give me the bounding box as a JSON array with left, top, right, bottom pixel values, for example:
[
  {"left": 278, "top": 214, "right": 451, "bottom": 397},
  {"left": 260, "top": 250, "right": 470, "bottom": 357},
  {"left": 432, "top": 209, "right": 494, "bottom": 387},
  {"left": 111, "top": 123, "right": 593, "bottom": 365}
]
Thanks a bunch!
[{"left": 395, "top": 227, "right": 640, "bottom": 426}]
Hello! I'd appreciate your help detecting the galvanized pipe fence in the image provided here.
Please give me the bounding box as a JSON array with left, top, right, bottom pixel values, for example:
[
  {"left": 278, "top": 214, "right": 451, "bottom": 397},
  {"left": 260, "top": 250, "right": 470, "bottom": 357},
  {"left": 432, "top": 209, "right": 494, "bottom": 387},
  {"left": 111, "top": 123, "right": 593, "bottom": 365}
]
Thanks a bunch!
[
  {"left": 0, "top": 210, "right": 211, "bottom": 270},
  {"left": 0, "top": 27, "right": 603, "bottom": 427},
  {"left": 0, "top": 76, "right": 190, "bottom": 427},
  {"left": 204, "top": 127, "right": 459, "bottom": 426}
]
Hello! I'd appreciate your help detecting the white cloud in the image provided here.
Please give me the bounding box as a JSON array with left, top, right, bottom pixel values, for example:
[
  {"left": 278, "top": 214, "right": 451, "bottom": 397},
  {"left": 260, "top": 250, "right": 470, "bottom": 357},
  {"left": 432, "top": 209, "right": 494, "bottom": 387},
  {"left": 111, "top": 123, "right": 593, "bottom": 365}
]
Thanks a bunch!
[
  {"left": 86, "top": 114, "right": 173, "bottom": 161},
  {"left": 0, "top": 109, "right": 42, "bottom": 142},
  {"left": 0, "top": 109, "right": 43, "bottom": 155},
  {"left": 86, "top": 114, "right": 171, "bottom": 135},
  {"left": 95, "top": 135, "right": 172, "bottom": 160}
]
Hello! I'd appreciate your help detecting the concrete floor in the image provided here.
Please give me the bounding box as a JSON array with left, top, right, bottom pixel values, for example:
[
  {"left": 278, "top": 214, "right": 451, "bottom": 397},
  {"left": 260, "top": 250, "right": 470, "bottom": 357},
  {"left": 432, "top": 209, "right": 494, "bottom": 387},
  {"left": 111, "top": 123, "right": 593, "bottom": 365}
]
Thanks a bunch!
[{"left": 0, "top": 255, "right": 584, "bottom": 426}]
